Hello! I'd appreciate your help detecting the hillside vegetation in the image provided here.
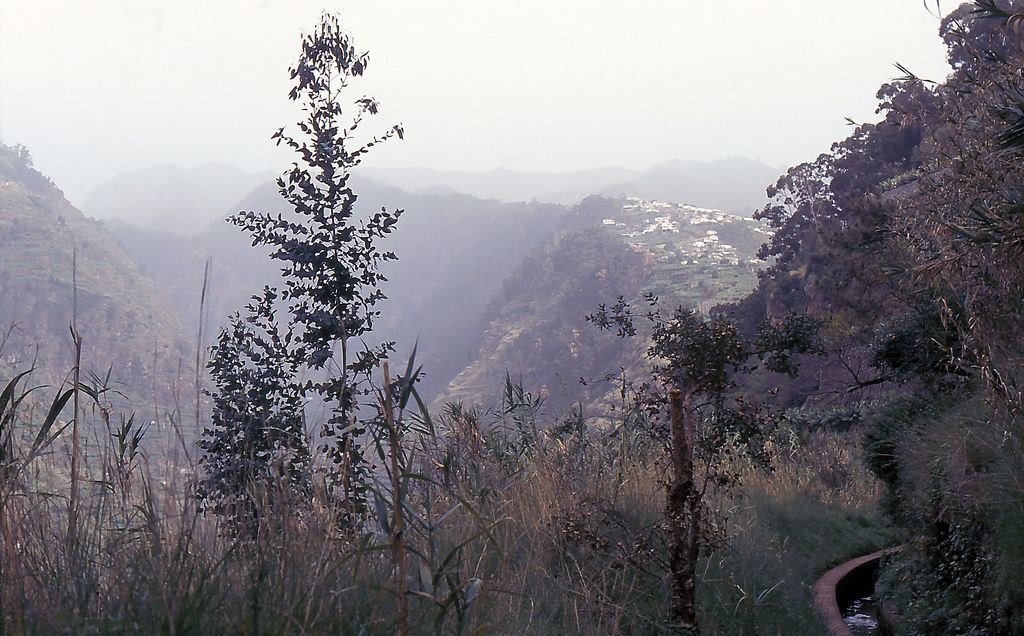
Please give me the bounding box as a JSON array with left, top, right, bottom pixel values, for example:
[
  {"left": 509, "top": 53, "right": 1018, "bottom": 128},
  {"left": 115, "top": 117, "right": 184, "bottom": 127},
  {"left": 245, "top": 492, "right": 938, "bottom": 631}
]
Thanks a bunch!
[
  {"left": 444, "top": 195, "right": 766, "bottom": 415},
  {"left": 724, "top": 3, "right": 1024, "bottom": 631},
  {"left": 105, "top": 177, "right": 568, "bottom": 403}
]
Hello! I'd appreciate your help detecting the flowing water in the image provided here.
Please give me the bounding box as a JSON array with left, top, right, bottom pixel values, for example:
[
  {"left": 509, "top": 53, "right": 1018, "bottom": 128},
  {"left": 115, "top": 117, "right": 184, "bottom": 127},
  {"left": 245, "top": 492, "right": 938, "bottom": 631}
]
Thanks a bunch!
[{"left": 842, "top": 595, "right": 880, "bottom": 635}]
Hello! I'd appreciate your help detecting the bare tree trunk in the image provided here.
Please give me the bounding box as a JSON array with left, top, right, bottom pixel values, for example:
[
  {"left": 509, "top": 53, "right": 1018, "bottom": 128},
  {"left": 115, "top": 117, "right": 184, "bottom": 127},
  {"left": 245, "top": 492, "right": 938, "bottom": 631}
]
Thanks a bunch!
[{"left": 667, "top": 387, "right": 699, "bottom": 633}]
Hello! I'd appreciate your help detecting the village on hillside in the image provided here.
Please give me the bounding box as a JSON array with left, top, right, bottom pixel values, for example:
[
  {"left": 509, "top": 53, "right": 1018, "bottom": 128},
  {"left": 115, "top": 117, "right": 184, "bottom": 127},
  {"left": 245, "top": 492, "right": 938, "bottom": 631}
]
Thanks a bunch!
[
  {"left": 600, "top": 197, "right": 771, "bottom": 267},
  {"left": 589, "top": 197, "right": 771, "bottom": 310}
]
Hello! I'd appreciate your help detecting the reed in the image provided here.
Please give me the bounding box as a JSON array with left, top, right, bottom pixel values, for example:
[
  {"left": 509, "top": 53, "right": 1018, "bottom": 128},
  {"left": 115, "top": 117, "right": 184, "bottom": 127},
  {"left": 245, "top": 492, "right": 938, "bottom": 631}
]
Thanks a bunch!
[{"left": 0, "top": 366, "right": 893, "bottom": 634}]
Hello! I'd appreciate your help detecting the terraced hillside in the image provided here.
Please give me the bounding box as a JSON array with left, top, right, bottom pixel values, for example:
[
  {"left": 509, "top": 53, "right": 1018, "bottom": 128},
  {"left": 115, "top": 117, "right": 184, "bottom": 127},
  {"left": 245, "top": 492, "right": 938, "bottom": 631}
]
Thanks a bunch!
[
  {"left": 0, "top": 144, "right": 191, "bottom": 416},
  {"left": 442, "top": 196, "right": 770, "bottom": 415}
]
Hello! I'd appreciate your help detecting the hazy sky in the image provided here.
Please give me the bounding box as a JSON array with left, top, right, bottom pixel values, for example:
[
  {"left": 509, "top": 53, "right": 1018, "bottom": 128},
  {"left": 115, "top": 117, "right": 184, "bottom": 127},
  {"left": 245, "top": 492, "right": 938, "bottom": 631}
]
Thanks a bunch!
[{"left": 0, "top": 0, "right": 953, "bottom": 205}]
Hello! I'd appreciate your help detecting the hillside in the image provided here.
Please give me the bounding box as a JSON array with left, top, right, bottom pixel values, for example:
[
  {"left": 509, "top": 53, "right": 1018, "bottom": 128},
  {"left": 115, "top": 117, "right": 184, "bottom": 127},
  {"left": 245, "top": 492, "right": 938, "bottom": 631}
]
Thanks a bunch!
[
  {"left": 105, "top": 177, "right": 568, "bottom": 402},
  {"left": 101, "top": 170, "right": 769, "bottom": 412},
  {"left": 443, "top": 195, "right": 767, "bottom": 415},
  {"left": 0, "top": 144, "right": 191, "bottom": 411},
  {"left": 713, "top": 8, "right": 1024, "bottom": 632}
]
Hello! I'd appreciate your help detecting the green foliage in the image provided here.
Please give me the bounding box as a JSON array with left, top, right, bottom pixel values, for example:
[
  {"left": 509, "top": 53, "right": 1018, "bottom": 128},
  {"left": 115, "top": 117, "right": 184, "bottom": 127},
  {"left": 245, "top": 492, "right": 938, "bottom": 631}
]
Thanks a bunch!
[
  {"left": 870, "top": 304, "right": 962, "bottom": 383},
  {"left": 740, "top": 7, "right": 1024, "bottom": 629},
  {"left": 783, "top": 403, "right": 865, "bottom": 434},
  {"left": 589, "top": 293, "right": 822, "bottom": 392},
  {"left": 865, "top": 389, "right": 1024, "bottom": 634},
  {"left": 861, "top": 394, "right": 942, "bottom": 520},
  {"left": 588, "top": 294, "right": 822, "bottom": 460},
  {"left": 700, "top": 491, "right": 895, "bottom": 635},
  {"left": 884, "top": 469, "right": 1008, "bottom": 635},
  {"left": 588, "top": 291, "right": 822, "bottom": 630}
]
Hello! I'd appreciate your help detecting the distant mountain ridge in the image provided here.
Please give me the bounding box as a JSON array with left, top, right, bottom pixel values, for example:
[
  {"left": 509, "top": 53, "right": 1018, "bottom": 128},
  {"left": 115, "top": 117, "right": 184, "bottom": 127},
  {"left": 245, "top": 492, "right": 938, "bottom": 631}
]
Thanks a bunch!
[
  {"left": 105, "top": 176, "right": 568, "bottom": 403},
  {"left": 81, "top": 158, "right": 779, "bottom": 239},
  {"left": 81, "top": 163, "right": 272, "bottom": 235},
  {"left": 85, "top": 158, "right": 778, "bottom": 408},
  {"left": 360, "top": 158, "right": 780, "bottom": 214}
]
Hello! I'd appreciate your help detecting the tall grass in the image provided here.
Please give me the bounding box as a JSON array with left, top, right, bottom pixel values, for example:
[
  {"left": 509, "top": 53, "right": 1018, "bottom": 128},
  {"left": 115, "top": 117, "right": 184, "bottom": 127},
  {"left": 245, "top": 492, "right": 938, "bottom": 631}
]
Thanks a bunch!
[{"left": 0, "top": 369, "right": 893, "bottom": 634}]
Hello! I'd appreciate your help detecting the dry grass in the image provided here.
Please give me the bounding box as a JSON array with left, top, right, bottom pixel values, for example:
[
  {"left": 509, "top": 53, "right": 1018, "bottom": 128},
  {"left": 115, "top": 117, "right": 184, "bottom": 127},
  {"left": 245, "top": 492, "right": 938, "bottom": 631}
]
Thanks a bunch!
[{"left": 0, "top": 375, "right": 895, "bottom": 635}]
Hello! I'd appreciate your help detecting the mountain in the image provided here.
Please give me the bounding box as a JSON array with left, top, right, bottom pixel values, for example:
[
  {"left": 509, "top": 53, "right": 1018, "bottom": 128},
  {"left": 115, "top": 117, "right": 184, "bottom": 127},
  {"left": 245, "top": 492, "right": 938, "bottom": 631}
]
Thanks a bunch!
[
  {"left": 358, "top": 165, "right": 637, "bottom": 205},
  {"left": 0, "top": 144, "right": 191, "bottom": 410},
  {"left": 360, "top": 158, "right": 780, "bottom": 214},
  {"left": 81, "top": 163, "right": 272, "bottom": 235},
  {"left": 92, "top": 158, "right": 774, "bottom": 412},
  {"left": 104, "top": 176, "right": 568, "bottom": 402},
  {"left": 362, "top": 182, "right": 567, "bottom": 398},
  {"left": 443, "top": 196, "right": 768, "bottom": 415},
  {"left": 101, "top": 215, "right": 279, "bottom": 357}
]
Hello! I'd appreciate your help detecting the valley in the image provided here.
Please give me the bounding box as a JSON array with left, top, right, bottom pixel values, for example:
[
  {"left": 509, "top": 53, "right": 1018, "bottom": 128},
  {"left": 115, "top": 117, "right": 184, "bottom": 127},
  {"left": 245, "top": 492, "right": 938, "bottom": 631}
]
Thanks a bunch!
[{"left": 2, "top": 3, "right": 1022, "bottom": 633}]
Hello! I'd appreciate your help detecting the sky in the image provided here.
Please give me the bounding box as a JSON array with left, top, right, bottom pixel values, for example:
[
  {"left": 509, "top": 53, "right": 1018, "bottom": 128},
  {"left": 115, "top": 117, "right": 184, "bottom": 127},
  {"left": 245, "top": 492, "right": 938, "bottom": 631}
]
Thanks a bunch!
[{"left": 0, "top": 0, "right": 954, "bottom": 205}]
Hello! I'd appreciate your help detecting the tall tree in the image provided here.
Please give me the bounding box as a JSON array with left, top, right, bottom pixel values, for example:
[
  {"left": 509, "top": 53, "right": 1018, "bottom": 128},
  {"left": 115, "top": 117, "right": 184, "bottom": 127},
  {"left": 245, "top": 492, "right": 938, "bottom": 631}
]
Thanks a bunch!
[{"left": 201, "top": 13, "right": 403, "bottom": 520}]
